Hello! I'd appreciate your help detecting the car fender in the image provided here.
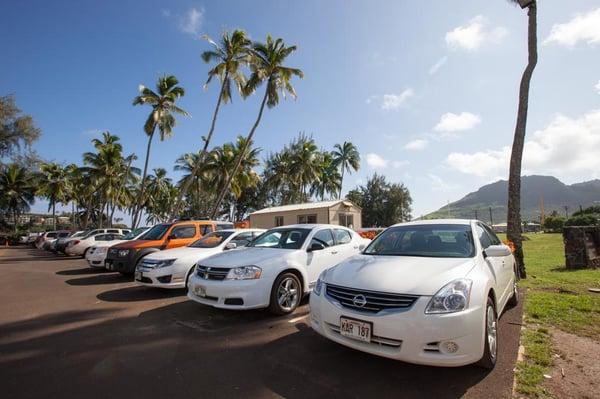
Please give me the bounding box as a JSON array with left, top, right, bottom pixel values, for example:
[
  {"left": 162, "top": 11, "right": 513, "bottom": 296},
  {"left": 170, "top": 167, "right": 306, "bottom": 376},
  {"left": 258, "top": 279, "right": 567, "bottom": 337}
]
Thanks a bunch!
[{"left": 134, "top": 247, "right": 161, "bottom": 265}]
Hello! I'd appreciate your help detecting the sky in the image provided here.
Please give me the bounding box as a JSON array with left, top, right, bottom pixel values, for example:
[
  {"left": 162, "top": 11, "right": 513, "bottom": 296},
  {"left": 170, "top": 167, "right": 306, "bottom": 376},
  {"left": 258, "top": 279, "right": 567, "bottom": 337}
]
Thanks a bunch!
[{"left": 2, "top": 0, "right": 600, "bottom": 220}]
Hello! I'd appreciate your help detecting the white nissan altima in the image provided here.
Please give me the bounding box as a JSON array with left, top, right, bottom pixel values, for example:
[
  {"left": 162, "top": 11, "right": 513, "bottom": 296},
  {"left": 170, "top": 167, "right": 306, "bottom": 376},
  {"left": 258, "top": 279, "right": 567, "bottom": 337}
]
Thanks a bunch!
[
  {"left": 309, "top": 219, "right": 518, "bottom": 369},
  {"left": 135, "top": 229, "right": 265, "bottom": 289},
  {"left": 188, "top": 224, "right": 370, "bottom": 315}
]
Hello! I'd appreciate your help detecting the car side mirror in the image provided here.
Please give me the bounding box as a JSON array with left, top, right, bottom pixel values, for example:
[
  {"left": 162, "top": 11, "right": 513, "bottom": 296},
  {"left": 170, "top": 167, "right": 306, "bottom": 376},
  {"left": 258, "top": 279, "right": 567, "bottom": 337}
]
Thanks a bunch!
[
  {"left": 308, "top": 242, "right": 325, "bottom": 252},
  {"left": 225, "top": 242, "right": 237, "bottom": 250},
  {"left": 484, "top": 244, "right": 512, "bottom": 258}
]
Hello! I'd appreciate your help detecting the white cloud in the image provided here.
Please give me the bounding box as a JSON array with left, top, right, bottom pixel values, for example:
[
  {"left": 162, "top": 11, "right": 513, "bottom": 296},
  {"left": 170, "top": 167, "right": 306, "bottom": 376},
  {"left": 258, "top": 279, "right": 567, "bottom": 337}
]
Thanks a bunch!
[
  {"left": 434, "top": 112, "right": 481, "bottom": 134},
  {"left": 161, "top": 9, "right": 171, "bottom": 17},
  {"left": 544, "top": 8, "right": 600, "bottom": 47},
  {"left": 429, "top": 56, "right": 448, "bottom": 75},
  {"left": 179, "top": 8, "right": 203, "bottom": 37},
  {"left": 428, "top": 174, "right": 459, "bottom": 192},
  {"left": 445, "top": 109, "right": 600, "bottom": 181},
  {"left": 365, "top": 153, "right": 409, "bottom": 169},
  {"left": 378, "top": 89, "right": 414, "bottom": 110},
  {"left": 403, "top": 139, "right": 428, "bottom": 151},
  {"left": 446, "top": 15, "right": 508, "bottom": 51},
  {"left": 82, "top": 128, "right": 105, "bottom": 137}
]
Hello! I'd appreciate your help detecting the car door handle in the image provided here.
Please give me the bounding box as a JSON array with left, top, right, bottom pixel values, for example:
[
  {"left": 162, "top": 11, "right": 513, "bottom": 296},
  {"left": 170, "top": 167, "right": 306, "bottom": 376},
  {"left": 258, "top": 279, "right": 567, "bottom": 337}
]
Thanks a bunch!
[
  {"left": 353, "top": 246, "right": 359, "bottom": 249},
  {"left": 330, "top": 251, "right": 338, "bottom": 255}
]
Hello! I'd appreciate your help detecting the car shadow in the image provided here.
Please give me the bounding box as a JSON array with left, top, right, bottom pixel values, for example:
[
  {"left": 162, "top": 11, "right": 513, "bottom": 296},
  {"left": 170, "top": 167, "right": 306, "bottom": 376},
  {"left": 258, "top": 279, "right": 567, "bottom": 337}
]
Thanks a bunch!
[
  {"left": 96, "top": 286, "right": 187, "bottom": 302},
  {"left": 65, "top": 273, "right": 132, "bottom": 286},
  {"left": 56, "top": 267, "right": 111, "bottom": 276}
]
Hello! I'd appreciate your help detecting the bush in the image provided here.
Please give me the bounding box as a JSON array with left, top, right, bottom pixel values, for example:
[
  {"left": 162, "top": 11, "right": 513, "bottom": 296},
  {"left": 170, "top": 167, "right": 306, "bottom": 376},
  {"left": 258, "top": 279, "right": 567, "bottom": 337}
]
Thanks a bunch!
[
  {"left": 543, "top": 215, "right": 565, "bottom": 232},
  {"left": 564, "top": 214, "right": 599, "bottom": 227}
]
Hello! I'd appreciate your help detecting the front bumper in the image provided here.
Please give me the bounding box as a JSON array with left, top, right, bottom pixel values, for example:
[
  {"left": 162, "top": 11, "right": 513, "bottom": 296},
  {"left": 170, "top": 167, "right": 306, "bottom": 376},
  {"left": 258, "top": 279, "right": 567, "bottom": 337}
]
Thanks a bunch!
[
  {"left": 309, "top": 287, "right": 485, "bottom": 367},
  {"left": 134, "top": 263, "right": 192, "bottom": 289},
  {"left": 87, "top": 250, "right": 107, "bottom": 268},
  {"left": 186, "top": 272, "right": 272, "bottom": 310},
  {"left": 105, "top": 250, "right": 138, "bottom": 273}
]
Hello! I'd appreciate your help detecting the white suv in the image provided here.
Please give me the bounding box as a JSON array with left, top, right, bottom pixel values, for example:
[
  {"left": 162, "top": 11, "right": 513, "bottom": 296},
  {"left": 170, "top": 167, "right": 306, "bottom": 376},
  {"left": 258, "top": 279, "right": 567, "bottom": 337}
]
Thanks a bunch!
[{"left": 188, "top": 224, "right": 369, "bottom": 315}]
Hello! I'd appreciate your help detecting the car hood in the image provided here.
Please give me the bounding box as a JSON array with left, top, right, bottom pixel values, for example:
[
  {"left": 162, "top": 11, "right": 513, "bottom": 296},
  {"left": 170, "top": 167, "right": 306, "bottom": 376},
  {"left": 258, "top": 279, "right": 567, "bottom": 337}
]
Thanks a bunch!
[
  {"left": 112, "top": 239, "right": 161, "bottom": 249},
  {"left": 201, "top": 247, "right": 295, "bottom": 268},
  {"left": 324, "top": 255, "right": 476, "bottom": 296},
  {"left": 144, "top": 246, "right": 222, "bottom": 262}
]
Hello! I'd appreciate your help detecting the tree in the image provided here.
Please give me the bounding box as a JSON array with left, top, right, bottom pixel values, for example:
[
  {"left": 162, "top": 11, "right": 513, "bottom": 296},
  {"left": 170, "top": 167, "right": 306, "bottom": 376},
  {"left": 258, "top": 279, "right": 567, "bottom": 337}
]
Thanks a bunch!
[
  {"left": 347, "top": 174, "right": 412, "bottom": 227},
  {"left": 0, "top": 163, "right": 35, "bottom": 232},
  {"left": 543, "top": 215, "right": 565, "bottom": 232},
  {"left": 210, "top": 35, "right": 303, "bottom": 218},
  {"left": 288, "top": 133, "right": 320, "bottom": 200},
  {"left": 332, "top": 141, "right": 360, "bottom": 199},
  {"left": 311, "top": 151, "right": 341, "bottom": 201},
  {"left": 506, "top": 0, "right": 538, "bottom": 278},
  {"left": 177, "top": 30, "right": 251, "bottom": 207},
  {"left": 132, "top": 75, "right": 188, "bottom": 227},
  {"left": 38, "top": 162, "right": 71, "bottom": 230},
  {"left": 0, "top": 95, "right": 41, "bottom": 160}
]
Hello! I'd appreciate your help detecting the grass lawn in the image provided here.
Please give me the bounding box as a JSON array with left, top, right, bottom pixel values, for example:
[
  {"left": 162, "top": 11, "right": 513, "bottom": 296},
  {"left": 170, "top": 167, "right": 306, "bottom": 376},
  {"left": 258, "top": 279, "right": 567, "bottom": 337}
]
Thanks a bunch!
[{"left": 509, "top": 233, "right": 600, "bottom": 397}]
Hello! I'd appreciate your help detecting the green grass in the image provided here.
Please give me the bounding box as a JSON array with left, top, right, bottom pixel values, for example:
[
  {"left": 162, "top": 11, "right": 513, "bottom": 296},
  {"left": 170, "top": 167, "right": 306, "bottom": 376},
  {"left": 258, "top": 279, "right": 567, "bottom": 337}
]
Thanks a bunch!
[{"left": 512, "top": 233, "right": 600, "bottom": 397}]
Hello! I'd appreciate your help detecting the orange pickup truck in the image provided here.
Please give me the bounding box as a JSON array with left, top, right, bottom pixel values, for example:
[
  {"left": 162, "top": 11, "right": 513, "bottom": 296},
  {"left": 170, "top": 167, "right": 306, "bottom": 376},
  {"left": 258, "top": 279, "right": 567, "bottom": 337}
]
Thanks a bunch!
[{"left": 105, "top": 220, "right": 233, "bottom": 275}]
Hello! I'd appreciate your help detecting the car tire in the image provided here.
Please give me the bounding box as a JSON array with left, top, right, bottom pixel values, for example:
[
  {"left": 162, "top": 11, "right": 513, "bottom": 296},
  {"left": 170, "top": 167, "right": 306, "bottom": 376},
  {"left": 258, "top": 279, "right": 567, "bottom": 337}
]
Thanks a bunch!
[
  {"left": 507, "top": 274, "right": 519, "bottom": 308},
  {"left": 185, "top": 267, "right": 195, "bottom": 292},
  {"left": 477, "top": 296, "right": 498, "bottom": 369},
  {"left": 268, "top": 272, "right": 302, "bottom": 315}
]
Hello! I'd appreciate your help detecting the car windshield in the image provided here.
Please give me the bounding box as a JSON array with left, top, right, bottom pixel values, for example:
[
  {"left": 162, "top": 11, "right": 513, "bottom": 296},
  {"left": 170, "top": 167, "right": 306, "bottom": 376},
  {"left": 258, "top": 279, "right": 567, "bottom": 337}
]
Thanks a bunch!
[
  {"left": 249, "top": 228, "right": 311, "bottom": 250},
  {"left": 123, "top": 227, "right": 147, "bottom": 240},
  {"left": 363, "top": 224, "right": 476, "bottom": 258},
  {"left": 139, "top": 224, "right": 171, "bottom": 240},
  {"left": 189, "top": 231, "right": 234, "bottom": 248}
]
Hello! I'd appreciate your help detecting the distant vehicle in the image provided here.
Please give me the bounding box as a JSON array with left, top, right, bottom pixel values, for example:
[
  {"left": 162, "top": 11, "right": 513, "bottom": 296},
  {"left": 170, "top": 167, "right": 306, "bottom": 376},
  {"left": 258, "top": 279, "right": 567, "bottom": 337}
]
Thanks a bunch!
[
  {"left": 309, "top": 219, "right": 518, "bottom": 369},
  {"left": 187, "top": 224, "right": 370, "bottom": 315},
  {"left": 65, "top": 229, "right": 130, "bottom": 257},
  {"left": 57, "top": 228, "right": 130, "bottom": 254},
  {"left": 40, "top": 231, "right": 70, "bottom": 251},
  {"left": 54, "top": 230, "right": 87, "bottom": 253},
  {"left": 136, "top": 229, "right": 265, "bottom": 289},
  {"left": 106, "top": 220, "right": 233, "bottom": 275},
  {"left": 86, "top": 227, "right": 150, "bottom": 268}
]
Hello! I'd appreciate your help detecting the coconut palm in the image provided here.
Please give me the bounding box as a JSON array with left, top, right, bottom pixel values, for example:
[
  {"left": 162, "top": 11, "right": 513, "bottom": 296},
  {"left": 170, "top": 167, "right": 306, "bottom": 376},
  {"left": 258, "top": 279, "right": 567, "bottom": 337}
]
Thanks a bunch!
[
  {"left": 132, "top": 75, "right": 188, "bottom": 227},
  {"left": 0, "top": 163, "right": 35, "bottom": 232},
  {"left": 507, "top": 0, "right": 537, "bottom": 278},
  {"left": 312, "top": 152, "right": 342, "bottom": 201},
  {"left": 210, "top": 35, "right": 303, "bottom": 218},
  {"left": 332, "top": 141, "right": 360, "bottom": 199},
  {"left": 289, "top": 134, "right": 320, "bottom": 200},
  {"left": 38, "top": 162, "right": 70, "bottom": 230}
]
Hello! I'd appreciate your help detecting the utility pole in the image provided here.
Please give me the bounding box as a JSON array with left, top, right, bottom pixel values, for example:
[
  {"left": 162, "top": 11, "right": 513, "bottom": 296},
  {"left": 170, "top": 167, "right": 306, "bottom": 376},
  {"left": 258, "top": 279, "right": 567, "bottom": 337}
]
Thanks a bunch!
[
  {"left": 489, "top": 207, "right": 493, "bottom": 226},
  {"left": 564, "top": 205, "right": 569, "bottom": 218},
  {"left": 474, "top": 210, "right": 478, "bottom": 220}
]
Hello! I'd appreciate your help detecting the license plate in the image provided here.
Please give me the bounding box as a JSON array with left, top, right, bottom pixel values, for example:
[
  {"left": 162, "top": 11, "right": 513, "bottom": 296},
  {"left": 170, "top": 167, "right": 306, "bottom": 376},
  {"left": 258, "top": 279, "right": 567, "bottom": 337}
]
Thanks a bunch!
[
  {"left": 135, "top": 271, "right": 142, "bottom": 281},
  {"left": 340, "top": 317, "right": 372, "bottom": 343},
  {"left": 105, "top": 261, "right": 112, "bottom": 270},
  {"left": 194, "top": 285, "right": 206, "bottom": 297}
]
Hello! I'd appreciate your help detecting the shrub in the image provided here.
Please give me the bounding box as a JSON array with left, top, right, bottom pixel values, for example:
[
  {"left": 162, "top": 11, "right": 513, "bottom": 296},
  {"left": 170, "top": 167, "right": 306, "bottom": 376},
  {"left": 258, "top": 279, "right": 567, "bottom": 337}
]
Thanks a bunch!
[
  {"left": 543, "top": 215, "right": 565, "bottom": 232},
  {"left": 564, "top": 214, "right": 599, "bottom": 227}
]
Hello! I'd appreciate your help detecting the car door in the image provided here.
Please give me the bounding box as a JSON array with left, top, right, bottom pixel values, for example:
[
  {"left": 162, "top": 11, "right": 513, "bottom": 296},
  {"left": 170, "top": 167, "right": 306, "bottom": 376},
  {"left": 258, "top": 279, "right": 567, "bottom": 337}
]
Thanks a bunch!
[
  {"left": 483, "top": 224, "right": 513, "bottom": 306},
  {"left": 305, "top": 228, "right": 337, "bottom": 285},
  {"left": 476, "top": 223, "right": 508, "bottom": 305},
  {"left": 333, "top": 228, "right": 361, "bottom": 259},
  {"left": 166, "top": 225, "right": 197, "bottom": 249}
]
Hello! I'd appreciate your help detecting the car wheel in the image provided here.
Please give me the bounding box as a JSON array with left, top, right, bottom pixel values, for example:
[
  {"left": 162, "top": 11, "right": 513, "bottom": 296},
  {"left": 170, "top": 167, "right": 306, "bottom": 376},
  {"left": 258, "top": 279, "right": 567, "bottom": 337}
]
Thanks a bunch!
[
  {"left": 477, "top": 296, "right": 498, "bottom": 369},
  {"left": 507, "top": 274, "right": 519, "bottom": 308},
  {"left": 82, "top": 248, "right": 90, "bottom": 259},
  {"left": 185, "top": 267, "right": 195, "bottom": 292},
  {"left": 269, "top": 272, "right": 302, "bottom": 315}
]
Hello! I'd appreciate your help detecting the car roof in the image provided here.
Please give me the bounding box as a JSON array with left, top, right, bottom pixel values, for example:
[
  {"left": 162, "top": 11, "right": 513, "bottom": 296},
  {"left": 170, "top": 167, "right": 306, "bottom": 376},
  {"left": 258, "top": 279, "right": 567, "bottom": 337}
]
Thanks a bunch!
[
  {"left": 211, "top": 228, "right": 265, "bottom": 233},
  {"left": 390, "top": 219, "right": 475, "bottom": 227},
  {"left": 271, "top": 224, "right": 351, "bottom": 230}
]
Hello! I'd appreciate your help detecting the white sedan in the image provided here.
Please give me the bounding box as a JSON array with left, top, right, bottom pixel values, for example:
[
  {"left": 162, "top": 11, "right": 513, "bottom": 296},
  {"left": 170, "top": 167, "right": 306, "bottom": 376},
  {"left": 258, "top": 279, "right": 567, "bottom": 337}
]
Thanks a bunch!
[
  {"left": 188, "top": 224, "right": 370, "bottom": 315},
  {"left": 135, "top": 229, "right": 265, "bottom": 289},
  {"left": 65, "top": 232, "right": 125, "bottom": 257},
  {"left": 309, "top": 219, "right": 518, "bottom": 369},
  {"left": 86, "top": 227, "right": 150, "bottom": 268}
]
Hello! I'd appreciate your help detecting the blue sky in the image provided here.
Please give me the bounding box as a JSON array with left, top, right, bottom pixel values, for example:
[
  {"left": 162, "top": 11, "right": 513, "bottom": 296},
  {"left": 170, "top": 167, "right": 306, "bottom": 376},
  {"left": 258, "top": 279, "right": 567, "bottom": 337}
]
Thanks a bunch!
[{"left": 2, "top": 0, "right": 600, "bottom": 220}]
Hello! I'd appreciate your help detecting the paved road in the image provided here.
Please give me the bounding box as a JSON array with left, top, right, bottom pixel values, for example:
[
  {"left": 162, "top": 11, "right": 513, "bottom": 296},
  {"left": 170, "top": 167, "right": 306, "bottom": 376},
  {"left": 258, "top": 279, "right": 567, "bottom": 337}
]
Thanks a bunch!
[{"left": 0, "top": 247, "right": 524, "bottom": 399}]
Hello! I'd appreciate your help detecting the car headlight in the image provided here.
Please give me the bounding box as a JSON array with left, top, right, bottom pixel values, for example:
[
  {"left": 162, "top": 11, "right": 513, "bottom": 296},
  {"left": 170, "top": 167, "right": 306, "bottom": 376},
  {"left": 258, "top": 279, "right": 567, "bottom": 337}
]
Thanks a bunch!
[
  {"left": 313, "top": 270, "right": 327, "bottom": 296},
  {"left": 225, "top": 266, "right": 262, "bottom": 280},
  {"left": 118, "top": 249, "right": 130, "bottom": 257},
  {"left": 97, "top": 247, "right": 108, "bottom": 254},
  {"left": 155, "top": 259, "right": 176, "bottom": 268},
  {"left": 425, "top": 278, "right": 472, "bottom": 314}
]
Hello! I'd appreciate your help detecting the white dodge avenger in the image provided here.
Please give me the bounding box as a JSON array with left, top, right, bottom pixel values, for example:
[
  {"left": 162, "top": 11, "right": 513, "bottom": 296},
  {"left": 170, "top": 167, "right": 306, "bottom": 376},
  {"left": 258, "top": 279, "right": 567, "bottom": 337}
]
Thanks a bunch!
[
  {"left": 309, "top": 219, "right": 518, "bottom": 369},
  {"left": 188, "top": 224, "right": 369, "bottom": 315}
]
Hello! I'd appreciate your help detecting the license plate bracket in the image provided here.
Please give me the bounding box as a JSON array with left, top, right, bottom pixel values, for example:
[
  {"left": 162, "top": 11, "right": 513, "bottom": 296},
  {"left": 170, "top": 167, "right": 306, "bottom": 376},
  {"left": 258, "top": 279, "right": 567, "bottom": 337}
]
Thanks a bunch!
[{"left": 340, "top": 316, "right": 372, "bottom": 343}]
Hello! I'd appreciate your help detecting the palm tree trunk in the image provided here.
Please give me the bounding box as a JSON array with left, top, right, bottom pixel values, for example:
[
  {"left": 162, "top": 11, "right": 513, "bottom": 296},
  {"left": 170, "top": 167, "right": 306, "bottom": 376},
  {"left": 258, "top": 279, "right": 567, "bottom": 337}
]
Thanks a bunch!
[
  {"left": 13, "top": 209, "right": 19, "bottom": 233},
  {"left": 133, "top": 131, "right": 155, "bottom": 228},
  {"left": 507, "top": 2, "right": 537, "bottom": 279},
  {"left": 109, "top": 202, "right": 116, "bottom": 227},
  {"left": 52, "top": 201, "right": 56, "bottom": 231},
  {"left": 339, "top": 167, "right": 345, "bottom": 199},
  {"left": 210, "top": 87, "right": 269, "bottom": 219}
]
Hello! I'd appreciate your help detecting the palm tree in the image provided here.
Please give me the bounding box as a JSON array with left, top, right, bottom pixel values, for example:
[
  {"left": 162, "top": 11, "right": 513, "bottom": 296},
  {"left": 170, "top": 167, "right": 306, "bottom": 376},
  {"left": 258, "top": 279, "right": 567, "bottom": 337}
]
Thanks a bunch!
[
  {"left": 312, "top": 152, "right": 342, "bottom": 201},
  {"left": 289, "top": 134, "right": 320, "bottom": 200},
  {"left": 38, "top": 162, "right": 70, "bottom": 230},
  {"left": 132, "top": 75, "right": 188, "bottom": 227},
  {"left": 0, "top": 164, "right": 35, "bottom": 232},
  {"left": 210, "top": 35, "right": 303, "bottom": 218},
  {"left": 507, "top": 0, "right": 537, "bottom": 278},
  {"left": 332, "top": 141, "right": 360, "bottom": 199}
]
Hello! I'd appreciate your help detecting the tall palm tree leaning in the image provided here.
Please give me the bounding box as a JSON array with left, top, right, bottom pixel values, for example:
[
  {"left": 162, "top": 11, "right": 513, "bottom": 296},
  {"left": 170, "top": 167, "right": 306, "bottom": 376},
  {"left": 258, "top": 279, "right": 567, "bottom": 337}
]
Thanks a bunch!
[
  {"left": 210, "top": 35, "right": 303, "bottom": 219},
  {"left": 332, "top": 141, "right": 360, "bottom": 199},
  {"left": 507, "top": 0, "right": 537, "bottom": 279},
  {"left": 177, "top": 30, "right": 251, "bottom": 209},
  {"left": 132, "top": 75, "right": 188, "bottom": 228}
]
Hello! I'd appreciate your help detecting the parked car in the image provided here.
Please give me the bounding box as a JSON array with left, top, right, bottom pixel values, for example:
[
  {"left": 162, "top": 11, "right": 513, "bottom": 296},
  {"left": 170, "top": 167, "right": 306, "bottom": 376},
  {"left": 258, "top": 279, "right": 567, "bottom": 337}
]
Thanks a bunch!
[
  {"left": 135, "top": 228, "right": 265, "bottom": 289},
  {"left": 35, "top": 231, "right": 58, "bottom": 249},
  {"left": 41, "top": 231, "right": 71, "bottom": 251},
  {"left": 106, "top": 220, "right": 232, "bottom": 275},
  {"left": 65, "top": 231, "right": 128, "bottom": 257},
  {"left": 86, "top": 227, "right": 150, "bottom": 268},
  {"left": 58, "top": 228, "right": 130, "bottom": 254},
  {"left": 54, "top": 230, "right": 87, "bottom": 254},
  {"left": 309, "top": 219, "right": 518, "bottom": 369},
  {"left": 187, "top": 224, "right": 370, "bottom": 315}
]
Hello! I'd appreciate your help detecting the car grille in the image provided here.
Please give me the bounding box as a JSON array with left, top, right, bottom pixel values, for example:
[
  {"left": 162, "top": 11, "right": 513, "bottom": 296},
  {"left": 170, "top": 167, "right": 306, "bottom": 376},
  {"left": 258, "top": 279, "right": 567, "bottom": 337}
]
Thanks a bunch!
[
  {"left": 325, "top": 283, "right": 419, "bottom": 313},
  {"left": 196, "top": 265, "right": 230, "bottom": 281}
]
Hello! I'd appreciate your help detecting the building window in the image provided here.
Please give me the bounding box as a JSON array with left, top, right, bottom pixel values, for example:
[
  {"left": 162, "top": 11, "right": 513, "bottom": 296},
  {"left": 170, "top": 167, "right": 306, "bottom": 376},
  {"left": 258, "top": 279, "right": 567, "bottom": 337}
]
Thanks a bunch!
[
  {"left": 275, "top": 216, "right": 284, "bottom": 227},
  {"left": 297, "top": 214, "right": 317, "bottom": 224},
  {"left": 339, "top": 213, "right": 354, "bottom": 228}
]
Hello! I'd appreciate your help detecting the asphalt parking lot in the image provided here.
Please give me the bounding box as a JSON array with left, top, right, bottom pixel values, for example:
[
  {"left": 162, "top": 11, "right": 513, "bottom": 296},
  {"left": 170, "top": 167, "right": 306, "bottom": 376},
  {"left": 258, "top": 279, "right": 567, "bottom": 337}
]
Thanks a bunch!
[{"left": 1, "top": 247, "right": 524, "bottom": 399}]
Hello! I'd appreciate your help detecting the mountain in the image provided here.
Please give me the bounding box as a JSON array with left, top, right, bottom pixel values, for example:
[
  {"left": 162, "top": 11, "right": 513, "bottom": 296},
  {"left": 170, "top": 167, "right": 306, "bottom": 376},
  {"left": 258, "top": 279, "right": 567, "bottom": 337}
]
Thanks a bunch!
[{"left": 426, "top": 176, "right": 600, "bottom": 223}]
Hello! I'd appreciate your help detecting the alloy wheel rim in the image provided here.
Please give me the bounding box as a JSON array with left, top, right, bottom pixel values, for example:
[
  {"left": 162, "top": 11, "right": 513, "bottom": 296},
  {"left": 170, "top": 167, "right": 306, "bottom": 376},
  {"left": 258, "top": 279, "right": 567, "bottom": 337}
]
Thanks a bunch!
[
  {"left": 487, "top": 305, "right": 497, "bottom": 361},
  {"left": 277, "top": 277, "right": 299, "bottom": 311}
]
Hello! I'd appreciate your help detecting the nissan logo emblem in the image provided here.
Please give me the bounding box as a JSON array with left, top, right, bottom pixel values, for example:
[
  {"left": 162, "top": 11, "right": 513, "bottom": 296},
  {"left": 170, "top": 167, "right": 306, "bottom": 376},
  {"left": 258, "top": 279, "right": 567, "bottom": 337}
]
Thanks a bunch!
[{"left": 352, "top": 294, "right": 367, "bottom": 308}]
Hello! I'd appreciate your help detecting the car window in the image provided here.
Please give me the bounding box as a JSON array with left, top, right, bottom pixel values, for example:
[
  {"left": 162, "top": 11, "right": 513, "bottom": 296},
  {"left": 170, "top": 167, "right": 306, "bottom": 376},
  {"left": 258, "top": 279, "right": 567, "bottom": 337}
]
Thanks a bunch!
[
  {"left": 94, "top": 234, "right": 110, "bottom": 241},
  {"left": 107, "top": 229, "right": 119, "bottom": 233},
  {"left": 250, "top": 228, "right": 311, "bottom": 250},
  {"left": 334, "top": 229, "right": 352, "bottom": 245},
  {"left": 189, "top": 231, "right": 234, "bottom": 248},
  {"left": 171, "top": 225, "right": 196, "bottom": 239},
  {"left": 475, "top": 225, "right": 493, "bottom": 249},
  {"left": 230, "top": 232, "right": 255, "bottom": 247},
  {"left": 216, "top": 223, "right": 234, "bottom": 231},
  {"left": 312, "top": 229, "right": 335, "bottom": 247},
  {"left": 140, "top": 224, "right": 171, "bottom": 240},
  {"left": 482, "top": 225, "right": 502, "bottom": 245},
  {"left": 200, "top": 225, "right": 213, "bottom": 235}
]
